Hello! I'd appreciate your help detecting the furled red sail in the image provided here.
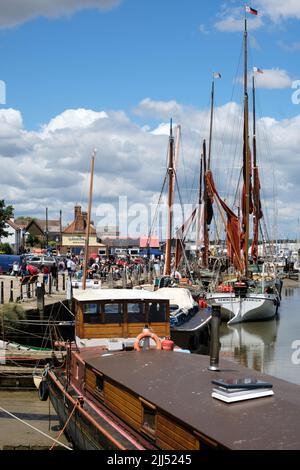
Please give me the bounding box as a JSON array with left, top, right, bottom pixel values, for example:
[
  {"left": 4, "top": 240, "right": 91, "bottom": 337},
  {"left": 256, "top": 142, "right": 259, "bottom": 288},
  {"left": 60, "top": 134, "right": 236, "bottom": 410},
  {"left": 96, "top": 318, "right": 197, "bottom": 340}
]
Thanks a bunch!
[
  {"left": 206, "top": 170, "right": 244, "bottom": 272},
  {"left": 251, "top": 166, "right": 263, "bottom": 263},
  {"left": 241, "top": 137, "right": 253, "bottom": 255}
]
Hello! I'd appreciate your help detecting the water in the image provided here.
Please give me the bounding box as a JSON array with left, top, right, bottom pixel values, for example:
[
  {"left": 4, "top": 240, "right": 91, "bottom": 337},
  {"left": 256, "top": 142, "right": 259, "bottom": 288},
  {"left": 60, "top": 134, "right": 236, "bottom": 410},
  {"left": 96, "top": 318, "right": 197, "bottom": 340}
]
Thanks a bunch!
[{"left": 219, "top": 287, "right": 300, "bottom": 385}]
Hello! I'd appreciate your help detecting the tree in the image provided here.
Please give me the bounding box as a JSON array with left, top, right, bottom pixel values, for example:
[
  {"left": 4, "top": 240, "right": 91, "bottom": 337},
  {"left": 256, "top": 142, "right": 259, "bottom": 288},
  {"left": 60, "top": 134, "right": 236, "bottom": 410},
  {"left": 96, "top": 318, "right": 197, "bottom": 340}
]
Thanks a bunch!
[
  {"left": 0, "top": 242, "right": 13, "bottom": 254},
  {"left": 0, "top": 200, "right": 14, "bottom": 238}
]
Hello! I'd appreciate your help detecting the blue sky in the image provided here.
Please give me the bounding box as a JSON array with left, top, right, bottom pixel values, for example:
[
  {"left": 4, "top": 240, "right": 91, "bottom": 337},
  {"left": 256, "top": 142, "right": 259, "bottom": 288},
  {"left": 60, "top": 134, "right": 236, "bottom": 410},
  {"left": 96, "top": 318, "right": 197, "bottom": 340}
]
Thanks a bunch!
[
  {"left": 1, "top": 0, "right": 298, "bottom": 129},
  {"left": 0, "top": 0, "right": 300, "bottom": 239}
]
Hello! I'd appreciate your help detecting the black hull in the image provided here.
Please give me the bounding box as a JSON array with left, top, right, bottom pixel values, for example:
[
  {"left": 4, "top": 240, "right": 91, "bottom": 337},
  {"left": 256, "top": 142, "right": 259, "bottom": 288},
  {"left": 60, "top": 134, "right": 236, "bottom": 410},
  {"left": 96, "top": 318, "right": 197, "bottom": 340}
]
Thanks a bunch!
[
  {"left": 49, "top": 377, "right": 105, "bottom": 449},
  {"left": 48, "top": 372, "right": 153, "bottom": 450}
]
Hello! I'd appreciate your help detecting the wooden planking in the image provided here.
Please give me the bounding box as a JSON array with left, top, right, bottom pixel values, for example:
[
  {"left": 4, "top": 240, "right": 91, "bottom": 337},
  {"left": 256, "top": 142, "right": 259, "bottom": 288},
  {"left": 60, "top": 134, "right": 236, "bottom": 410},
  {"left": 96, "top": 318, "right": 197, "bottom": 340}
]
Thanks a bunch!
[
  {"left": 106, "top": 401, "right": 141, "bottom": 431},
  {"left": 156, "top": 414, "right": 199, "bottom": 450},
  {"left": 104, "top": 380, "right": 142, "bottom": 430},
  {"left": 85, "top": 367, "right": 96, "bottom": 392},
  {"left": 83, "top": 325, "right": 123, "bottom": 338},
  {"left": 105, "top": 381, "right": 142, "bottom": 411}
]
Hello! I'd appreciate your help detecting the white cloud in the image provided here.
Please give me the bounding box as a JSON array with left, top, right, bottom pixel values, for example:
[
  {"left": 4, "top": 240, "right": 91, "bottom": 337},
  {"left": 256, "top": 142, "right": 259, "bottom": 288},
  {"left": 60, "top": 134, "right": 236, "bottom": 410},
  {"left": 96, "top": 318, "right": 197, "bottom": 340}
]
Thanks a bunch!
[
  {"left": 254, "top": 68, "right": 293, "bottom": 89},
  {"left": 215, "top": 7, "right": 263, "bottom": 32},
  {"left": 0, "top": 0, "right": 122, "bottom": 29},
  {"left": 256, "top": 0, "right": 300, "bottom": 21},
  {"left": 237, "top": 69, "right": 293, "bottom": 89},
  {"left": 134, "top": 98, "right": 182, "bottom": 120},
  {"left": 0, "top": 100, "right": 299, "bottom": 238}
]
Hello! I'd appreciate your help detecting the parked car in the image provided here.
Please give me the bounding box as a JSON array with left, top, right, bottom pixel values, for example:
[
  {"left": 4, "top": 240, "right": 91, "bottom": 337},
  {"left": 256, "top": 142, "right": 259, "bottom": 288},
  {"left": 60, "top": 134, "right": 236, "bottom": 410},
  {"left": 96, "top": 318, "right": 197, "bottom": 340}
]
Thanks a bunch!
[{"left": 25, "top": 255, "right": 56, "bottom": 269}]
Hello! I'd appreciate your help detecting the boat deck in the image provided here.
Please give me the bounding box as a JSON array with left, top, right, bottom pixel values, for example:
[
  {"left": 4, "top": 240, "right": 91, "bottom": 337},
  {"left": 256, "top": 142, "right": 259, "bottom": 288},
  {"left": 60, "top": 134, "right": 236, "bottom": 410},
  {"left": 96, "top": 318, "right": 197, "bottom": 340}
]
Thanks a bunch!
[
  {"left": 83, "top": 350, "right": 300, "bottom": 450},
  {"left": 172, "top": 310, "right": 211, "bottom": 332}
]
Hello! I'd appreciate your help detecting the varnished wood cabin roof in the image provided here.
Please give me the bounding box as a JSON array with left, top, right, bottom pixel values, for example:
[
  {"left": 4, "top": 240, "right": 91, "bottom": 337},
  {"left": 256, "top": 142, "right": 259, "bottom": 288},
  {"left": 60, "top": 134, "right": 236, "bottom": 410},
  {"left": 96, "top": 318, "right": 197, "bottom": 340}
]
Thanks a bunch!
[{"left": 83, "top": 350, "right": 300, "bottom": 450}]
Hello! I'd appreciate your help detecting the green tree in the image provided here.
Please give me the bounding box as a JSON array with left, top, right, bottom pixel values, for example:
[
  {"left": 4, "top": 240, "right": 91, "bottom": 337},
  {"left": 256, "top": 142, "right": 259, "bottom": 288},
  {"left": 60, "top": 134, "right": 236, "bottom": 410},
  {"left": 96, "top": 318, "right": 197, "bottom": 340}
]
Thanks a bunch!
[
  {"left": 0, "top": 200, "right": 14, "bottom": 238},
  {"left": 27, "top": 233, "right": 39, "bottom": 247},
  {"left": 0, "top": 242, "right": 13, "bottom": 254}
]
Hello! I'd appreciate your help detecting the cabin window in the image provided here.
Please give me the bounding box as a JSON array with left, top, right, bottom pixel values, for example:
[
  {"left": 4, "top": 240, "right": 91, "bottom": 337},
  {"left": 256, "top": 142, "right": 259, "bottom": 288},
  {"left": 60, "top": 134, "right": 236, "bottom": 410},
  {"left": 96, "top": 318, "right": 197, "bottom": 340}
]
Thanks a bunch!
[
  {"left": 83, "top": 303, "right": 101, "bottom": 324},
  {"left": 127, "top": 303, "right": 145, "bottom": 323},
  {"left": 141, "top": 400, "right": 156, "bottom": 436},
  {"left": 149, "top": 302, "right": 167, "bottom": 322},
  {"left": 103, "top": 303, "right": 123, "bottom": 324},
  {"left": 95, "top": 374, "right": 104, "bottom": 394}
]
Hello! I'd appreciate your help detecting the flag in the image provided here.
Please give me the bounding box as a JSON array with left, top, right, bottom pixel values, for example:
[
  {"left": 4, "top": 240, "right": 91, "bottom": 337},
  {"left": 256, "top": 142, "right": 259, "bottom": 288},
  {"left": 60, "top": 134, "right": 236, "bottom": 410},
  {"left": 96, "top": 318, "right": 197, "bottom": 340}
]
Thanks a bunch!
[
  {"left": 246, "top": 6, "right": 258, "bottom": 15},
  {"left": 253, "top": 67, "right": 263, "bottom": 74},
  {"left": 213, "top": 72, "right": 221, "bottom": 79}
]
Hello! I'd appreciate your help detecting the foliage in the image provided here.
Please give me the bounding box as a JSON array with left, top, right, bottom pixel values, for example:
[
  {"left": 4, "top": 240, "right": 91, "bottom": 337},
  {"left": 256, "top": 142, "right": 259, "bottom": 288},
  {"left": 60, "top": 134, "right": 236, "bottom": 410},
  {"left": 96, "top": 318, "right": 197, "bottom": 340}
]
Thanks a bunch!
[
  {"left": 0, "top": 200, "right": 14, "bottom": 238},
  {"left": 26, "top": 233, "right": 39, "bottom": 247},
  {"left": 0, "top": 303, "right": 25, "bottom": 325},
  {"left": 0, "top": 242, "right": 13, "bottom": 254}
]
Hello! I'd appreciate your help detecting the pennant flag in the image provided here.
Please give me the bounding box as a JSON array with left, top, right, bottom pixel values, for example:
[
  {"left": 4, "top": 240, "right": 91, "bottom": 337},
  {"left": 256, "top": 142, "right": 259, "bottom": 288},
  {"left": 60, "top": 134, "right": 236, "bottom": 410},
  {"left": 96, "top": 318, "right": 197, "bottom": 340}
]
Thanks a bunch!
[
  {"left": 213, "top": 72, "right": 221, "bottom": 79},
  {"left": 253, "top": 67, "right": 263, "bottom": 74},
  {"left": 246, "top": 6, "right": 258, "bottom": 15}
]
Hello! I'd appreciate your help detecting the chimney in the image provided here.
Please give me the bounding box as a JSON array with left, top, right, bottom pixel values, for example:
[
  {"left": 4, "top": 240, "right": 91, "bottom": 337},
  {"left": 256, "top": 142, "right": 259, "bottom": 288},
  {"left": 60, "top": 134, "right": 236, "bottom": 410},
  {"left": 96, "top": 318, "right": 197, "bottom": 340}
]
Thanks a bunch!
[{"left": 74, "top": 205, "right": 81, "bottom": 220}]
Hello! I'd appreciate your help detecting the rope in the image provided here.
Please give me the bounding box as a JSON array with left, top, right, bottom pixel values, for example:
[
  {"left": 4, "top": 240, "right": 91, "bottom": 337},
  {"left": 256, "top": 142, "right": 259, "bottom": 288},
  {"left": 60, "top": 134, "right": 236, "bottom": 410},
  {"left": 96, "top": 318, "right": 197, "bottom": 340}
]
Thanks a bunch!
[
  {"left": 49, "top": 399, "right": 79, "bottom": 450},
  {"left": 0, "top": 405, "right": 73, "bottom": 450}
]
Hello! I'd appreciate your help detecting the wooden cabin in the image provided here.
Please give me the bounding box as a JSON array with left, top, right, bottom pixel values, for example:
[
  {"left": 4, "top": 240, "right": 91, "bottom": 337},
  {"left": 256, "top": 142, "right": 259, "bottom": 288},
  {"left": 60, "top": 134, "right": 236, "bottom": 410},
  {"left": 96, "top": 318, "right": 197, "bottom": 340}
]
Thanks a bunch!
[{"left": 73, "top": 289, "right": 170, "bottom": 347}]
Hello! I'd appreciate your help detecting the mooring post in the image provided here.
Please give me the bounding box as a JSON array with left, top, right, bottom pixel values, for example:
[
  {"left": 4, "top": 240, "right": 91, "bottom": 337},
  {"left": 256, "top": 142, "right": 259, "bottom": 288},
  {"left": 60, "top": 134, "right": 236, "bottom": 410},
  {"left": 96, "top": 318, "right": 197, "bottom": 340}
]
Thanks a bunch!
[
  {"left": 48, "top": 274, "right": 52, "bottom": 295},
  {"left": 208, "top": 304, "right": 221, "bottom": 371},
  {"left": 9, "top": 280, "right": 14, "bottom": 303},
  {"left": 26, "top": 281, "right": 31, "bottom": 299},
  {"left": 0, "top": 281, "right": 4, "bottom": 304},
  {"left": 36, "top": 282, "right": 45, "bottom": 320}
]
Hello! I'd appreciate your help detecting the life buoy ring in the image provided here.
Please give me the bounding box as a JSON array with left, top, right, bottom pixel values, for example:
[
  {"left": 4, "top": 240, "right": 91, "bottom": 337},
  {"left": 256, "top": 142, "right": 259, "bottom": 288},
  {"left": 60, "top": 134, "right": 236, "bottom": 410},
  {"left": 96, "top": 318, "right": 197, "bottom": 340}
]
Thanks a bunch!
[
  {"left": 38, "top": 379, "right": 49, "bottom": 401},
  {"left": 134, "top": 331, "right": 162, "bottom": 351}
]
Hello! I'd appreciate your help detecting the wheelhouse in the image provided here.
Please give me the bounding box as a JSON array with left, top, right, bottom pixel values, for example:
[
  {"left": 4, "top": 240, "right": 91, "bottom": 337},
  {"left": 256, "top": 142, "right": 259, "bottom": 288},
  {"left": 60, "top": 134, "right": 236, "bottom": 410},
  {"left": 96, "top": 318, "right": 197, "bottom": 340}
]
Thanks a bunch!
[{"left": 73, "top": 289, "right": 170, "bottom": 345}]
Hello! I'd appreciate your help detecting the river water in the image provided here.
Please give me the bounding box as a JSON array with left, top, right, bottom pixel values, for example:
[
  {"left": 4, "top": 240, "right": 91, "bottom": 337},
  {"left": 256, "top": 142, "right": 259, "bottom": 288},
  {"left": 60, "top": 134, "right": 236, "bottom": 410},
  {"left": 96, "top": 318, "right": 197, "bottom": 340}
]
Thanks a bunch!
[{"left": 219, "top": 286, "right": 300, "bottom": 385}]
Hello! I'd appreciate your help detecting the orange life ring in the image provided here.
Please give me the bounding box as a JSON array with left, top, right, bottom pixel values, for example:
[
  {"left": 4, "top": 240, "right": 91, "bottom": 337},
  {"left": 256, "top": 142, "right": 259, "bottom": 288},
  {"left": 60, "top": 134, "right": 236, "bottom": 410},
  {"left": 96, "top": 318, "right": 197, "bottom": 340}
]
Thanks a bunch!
[{"left": 134, "top": 331, "right": 162, "bottom": 351}]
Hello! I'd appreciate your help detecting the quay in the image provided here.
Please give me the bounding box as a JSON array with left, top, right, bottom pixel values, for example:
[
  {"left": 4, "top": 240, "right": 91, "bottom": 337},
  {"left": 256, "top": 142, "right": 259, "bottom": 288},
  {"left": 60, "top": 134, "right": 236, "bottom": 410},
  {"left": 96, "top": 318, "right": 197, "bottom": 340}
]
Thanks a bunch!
[{"left": 0, "top": 390, "right": 72, "bottom": 450}]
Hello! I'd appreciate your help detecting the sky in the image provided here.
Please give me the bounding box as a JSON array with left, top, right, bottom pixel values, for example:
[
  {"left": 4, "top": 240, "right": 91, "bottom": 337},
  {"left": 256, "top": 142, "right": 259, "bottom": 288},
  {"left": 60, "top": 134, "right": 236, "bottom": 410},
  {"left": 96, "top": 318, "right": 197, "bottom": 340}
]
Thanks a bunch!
[{"left": 0, "top": 0, "right": 300, "bottom": 240}]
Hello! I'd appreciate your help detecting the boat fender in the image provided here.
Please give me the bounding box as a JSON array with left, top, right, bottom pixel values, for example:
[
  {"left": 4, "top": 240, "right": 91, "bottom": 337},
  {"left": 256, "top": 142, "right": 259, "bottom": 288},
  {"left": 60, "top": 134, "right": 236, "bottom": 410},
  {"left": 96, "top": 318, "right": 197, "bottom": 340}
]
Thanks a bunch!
[
  {"left": 134, "top": 331, "right": 162, "bottom": 351},
  {"left": 38, "top": 379, "right": 49, "bottom": 401}
]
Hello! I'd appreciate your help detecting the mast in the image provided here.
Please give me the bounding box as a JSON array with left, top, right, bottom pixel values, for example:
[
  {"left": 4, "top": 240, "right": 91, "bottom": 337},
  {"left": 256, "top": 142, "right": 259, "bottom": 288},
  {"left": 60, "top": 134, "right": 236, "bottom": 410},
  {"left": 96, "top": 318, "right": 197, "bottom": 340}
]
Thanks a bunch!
[
  {"left": 252, "top": 74, "right": 257, "bottom": 168},
  {"left": 195, "top": 152, "right": 203, "bottom": 256},
  {"left": 208, "top": 77, "right": 215, "bottom": 171},
  {"left": 243, "top": 16, "right": 250, "bottom": 276},
  {"left": 164, "top": 120, "right": 174, "bottom": 276},
  {"left": 203, "top": 139, "right": 209, "bottom": 268},
  {"left": 82, "top": 150, "right": 96, "bottom": 290},
  {"left": 164, "top": 119, "right": 174, "bottom": 276}
]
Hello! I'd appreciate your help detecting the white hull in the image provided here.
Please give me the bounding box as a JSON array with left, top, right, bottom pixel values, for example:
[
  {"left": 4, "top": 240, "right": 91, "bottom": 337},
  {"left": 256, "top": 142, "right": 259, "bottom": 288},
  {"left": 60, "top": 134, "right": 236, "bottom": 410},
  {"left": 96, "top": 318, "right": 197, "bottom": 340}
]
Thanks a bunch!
[{"left": 206, "top": 292, "right": 278, "bottom": 324}]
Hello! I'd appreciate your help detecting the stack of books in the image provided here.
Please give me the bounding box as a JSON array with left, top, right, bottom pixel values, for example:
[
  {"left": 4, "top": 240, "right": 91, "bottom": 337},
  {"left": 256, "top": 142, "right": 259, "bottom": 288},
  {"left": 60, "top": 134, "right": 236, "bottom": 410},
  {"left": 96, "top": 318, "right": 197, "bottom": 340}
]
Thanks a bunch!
[{"left": 211, "top": 377, "right": 274, "bottom": 403}]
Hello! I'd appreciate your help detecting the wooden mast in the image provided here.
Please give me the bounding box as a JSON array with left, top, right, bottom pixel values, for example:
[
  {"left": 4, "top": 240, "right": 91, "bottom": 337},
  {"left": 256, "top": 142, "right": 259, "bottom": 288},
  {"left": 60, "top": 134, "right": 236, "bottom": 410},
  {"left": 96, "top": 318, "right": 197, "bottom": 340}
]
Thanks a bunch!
[
  {"left": 243, "top": 16, "right": 250, "bottom": 276},
  {"left": 164, "top": 120, "right": 174, "bottom": 276},
  {"left": 252, "top": 74, "right": 257, "bottom": 168},
  {"left": 82, "top": 150, "right": 96, "bottom": 290},
  {"left": 202, "top": 139, "right": 209, "bottom": 268},
  {"left": 195, "top": 152, "right": 203, "bottom": 257},
  {"left": 208, "top": 76, "right": 215, "bottom": 171}
]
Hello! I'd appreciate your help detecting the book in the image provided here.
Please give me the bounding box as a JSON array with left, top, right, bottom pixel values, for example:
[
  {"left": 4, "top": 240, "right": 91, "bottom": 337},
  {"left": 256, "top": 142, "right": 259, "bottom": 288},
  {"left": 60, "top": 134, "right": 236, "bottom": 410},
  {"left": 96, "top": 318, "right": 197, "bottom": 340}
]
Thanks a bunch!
[
  {"left": 211, "top": 377, "right": 273, "bottom": 390},
  {"left": 212, "top": 388, "right": 274, "bottom": 403}
]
